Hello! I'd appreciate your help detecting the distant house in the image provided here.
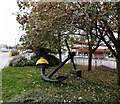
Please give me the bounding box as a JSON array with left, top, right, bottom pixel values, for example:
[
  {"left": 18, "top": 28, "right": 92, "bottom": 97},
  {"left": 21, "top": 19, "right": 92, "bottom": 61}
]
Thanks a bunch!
[{"left": 73, "top": 41, "right": 112, "bottom": 59}]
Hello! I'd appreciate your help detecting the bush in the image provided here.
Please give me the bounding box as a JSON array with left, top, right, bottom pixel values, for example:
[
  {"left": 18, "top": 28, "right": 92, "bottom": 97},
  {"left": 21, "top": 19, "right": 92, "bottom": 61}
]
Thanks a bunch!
[
  {"left": 10, "top": 54, "right": 60, "bottom": 67},
  {"left": 45, "top": 55, "right": 60, "bottom": 66},
  {"left": 25, "top": 60, "right": 36, "bottom": 66},
  {"left": 11, "top": 50, "right": 19, "bottom": 56},
  {"left": 10, "top": 55, "right": 35, "bottom": 67}
]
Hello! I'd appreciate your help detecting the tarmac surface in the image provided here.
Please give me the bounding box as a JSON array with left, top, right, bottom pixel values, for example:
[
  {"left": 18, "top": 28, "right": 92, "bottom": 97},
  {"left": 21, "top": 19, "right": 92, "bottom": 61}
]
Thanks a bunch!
[{"left": 0, "top": 52, "right": 13, "bottom": 70}]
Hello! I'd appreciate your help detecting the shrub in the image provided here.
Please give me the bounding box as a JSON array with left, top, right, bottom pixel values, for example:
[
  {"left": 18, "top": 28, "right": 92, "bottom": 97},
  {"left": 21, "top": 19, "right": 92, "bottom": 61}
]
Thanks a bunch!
[
  {"left": 10, "top": 55, "right": 35, "bottom": 67},
  {"left": 10, "top": 54, "right": 60, "bottom": 67},
  {"left": 25, "top": 60, "right": 36, "bottom": 66},
  {"left": 45, "top": 55, "right": 60, "bottom": 66},
  {"left": 11, "top": 50, "right": 19, "bottom": 56}
]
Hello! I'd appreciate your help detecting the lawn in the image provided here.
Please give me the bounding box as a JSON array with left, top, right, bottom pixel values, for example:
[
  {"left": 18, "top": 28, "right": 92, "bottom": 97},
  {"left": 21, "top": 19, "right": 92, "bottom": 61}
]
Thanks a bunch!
[{"left": 2, "top": 64, "right": 120, "bottom": 103}]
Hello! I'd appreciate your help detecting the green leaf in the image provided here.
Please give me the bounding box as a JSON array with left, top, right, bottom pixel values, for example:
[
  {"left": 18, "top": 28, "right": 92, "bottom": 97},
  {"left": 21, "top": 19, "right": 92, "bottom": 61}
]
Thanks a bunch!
[{"left": 102, "top": 16, "right": 108, "bottom": 21}]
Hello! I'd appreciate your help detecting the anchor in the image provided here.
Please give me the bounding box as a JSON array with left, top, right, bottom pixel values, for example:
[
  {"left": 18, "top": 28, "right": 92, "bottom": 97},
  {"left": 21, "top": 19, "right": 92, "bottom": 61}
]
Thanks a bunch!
[{"left": 36, "top": 39, "right": 81, "bottom": 83}]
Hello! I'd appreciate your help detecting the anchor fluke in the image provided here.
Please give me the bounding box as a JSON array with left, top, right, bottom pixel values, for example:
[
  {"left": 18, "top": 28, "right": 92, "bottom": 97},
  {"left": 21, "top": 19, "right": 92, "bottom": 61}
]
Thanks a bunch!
[{"left": 40, "top": 74, "right": 68, "bottom": 83}]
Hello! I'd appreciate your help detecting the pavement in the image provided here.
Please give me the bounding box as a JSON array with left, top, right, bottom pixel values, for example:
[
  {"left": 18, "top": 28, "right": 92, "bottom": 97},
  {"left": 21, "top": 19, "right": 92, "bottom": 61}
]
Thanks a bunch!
[{"left": 0, "top": 52, "right": 13, "bottom": 70}]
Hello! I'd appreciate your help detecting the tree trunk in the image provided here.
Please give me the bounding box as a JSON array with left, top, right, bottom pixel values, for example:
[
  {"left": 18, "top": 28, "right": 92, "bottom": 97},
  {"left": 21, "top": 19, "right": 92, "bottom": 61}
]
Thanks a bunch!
[
  {"left": 117, "top": 42, "right": 120, "bottom": 85},
  {"left": 58, "top": 33, "right": 62, "bottom": 63},
  {"left": 88, "top": 51, "right": 92, "bottom": 71},
  {"left": 116, "top": 59, "right": 120, "bottom": 86},
  {"left": 116, "top": 49, "right": 120, "bottom": 86},
  {"left": 58, "top": 47, "right": 62, "bottom": 63}
]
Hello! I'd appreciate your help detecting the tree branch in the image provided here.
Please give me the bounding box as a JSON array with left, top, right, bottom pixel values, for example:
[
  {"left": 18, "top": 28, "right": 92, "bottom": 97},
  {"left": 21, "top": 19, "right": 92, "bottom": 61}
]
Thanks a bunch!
[{"left": 97, "top": 27, "right": 117, "bottom": 58}]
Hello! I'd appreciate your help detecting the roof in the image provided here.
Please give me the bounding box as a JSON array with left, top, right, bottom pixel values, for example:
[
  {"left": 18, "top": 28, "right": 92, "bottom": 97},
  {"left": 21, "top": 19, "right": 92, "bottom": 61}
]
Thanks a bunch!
[
  {"left": 95, "top": 49, "right": 110, "bottom": 53},
  {"left": 77, "top": 49, "right": 89, "bottom": 52},
  {"left": 80, "top": 40, "right": 85, "bottom": 43},
  {"left": 77, "top": 49, "right": 111, "bottom": 53},
  {"left": 75, "top": 41, "right": 109, "bottom": 48},
  {"left": 99, "top": 45, "right": 107, "bottom": 47}
]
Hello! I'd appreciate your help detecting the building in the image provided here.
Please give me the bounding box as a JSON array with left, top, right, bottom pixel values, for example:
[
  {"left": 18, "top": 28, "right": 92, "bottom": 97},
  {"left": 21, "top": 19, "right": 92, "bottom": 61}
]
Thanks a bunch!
[{"left": 73, "top": 41, "right": 112, "bottom": 59}]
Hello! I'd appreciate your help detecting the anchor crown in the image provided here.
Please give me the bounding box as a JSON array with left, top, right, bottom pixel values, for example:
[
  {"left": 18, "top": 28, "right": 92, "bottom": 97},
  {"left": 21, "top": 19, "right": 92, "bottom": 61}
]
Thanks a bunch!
[
  {"left": 36, "top": 57, "right": 49, "bottom": 68},
  {"left": 36, "top": 57, "right": 48, "bottom": 65}
]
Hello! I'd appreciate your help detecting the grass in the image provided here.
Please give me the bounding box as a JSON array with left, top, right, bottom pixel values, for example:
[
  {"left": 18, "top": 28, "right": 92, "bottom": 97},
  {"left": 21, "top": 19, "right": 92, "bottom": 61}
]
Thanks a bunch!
[{"left": 2, "top": 64, "right": 120, "bottom": 103}]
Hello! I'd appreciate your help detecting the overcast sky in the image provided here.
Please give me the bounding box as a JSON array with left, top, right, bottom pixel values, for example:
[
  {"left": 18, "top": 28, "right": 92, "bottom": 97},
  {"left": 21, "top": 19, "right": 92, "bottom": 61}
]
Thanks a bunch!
[{"left": 0, "top": 0, "right": 24, "bottom": 46}]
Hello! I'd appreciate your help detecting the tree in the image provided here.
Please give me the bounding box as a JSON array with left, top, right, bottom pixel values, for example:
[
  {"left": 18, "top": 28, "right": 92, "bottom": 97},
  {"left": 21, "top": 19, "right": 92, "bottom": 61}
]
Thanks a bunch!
[
  {"left": 96, "top": 2, "right": 120, "bottom": 85},
  {"left": 16, "top": 2, "right": 76, "bottom": 62},
  {"left": 86, "top": 29, "right": 101, "bottom": 71},
  {"left": 48, "top": 2, "right": 120, "bottom": 85},
  {"left": 16, "top": 1, "right": 120, "bottom": 85},
  {"left": 16, "top": 2, "right": 101, "bottom": 70},
  {"left": 79, "top": 2, "right": 120, "bottom": 85},
  {"left": 67, "top": 2, "right": 120, "bottom": 85}
]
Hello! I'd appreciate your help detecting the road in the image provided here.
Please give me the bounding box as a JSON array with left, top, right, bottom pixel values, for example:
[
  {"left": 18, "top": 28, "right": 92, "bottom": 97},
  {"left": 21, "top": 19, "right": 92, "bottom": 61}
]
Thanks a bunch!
[{"left": 0, "top": 52, "right": 13, "bottom": 70}]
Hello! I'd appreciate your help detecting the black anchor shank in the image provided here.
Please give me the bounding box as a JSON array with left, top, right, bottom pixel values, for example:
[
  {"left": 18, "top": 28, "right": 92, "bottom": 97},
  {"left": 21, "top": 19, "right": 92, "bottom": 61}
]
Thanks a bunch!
[
  {"left": 47, "top": 39, "right": 75, "bottom": 78},
  {"left": 65, "top": 39, "right": 77, "bottom": 70},
  {"left": 46, "top": 55, "right": 71, "bottom": 78}
]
